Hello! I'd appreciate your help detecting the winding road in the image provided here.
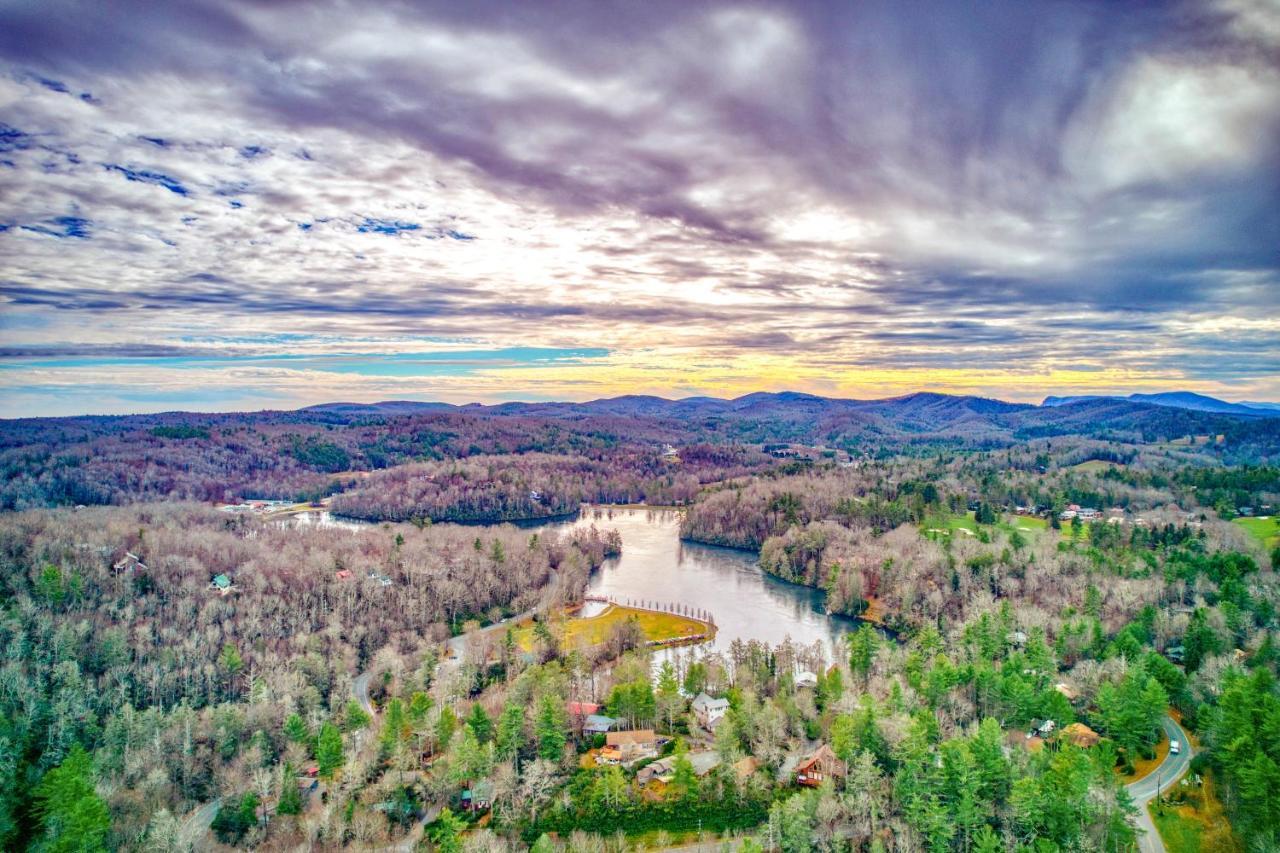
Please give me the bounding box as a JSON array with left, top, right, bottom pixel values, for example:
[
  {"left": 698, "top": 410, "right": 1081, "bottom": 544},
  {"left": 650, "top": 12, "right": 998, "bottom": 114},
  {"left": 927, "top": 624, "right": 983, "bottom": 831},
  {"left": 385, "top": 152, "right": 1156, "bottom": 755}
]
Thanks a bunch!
[{"left": 1128, "top": 715, "right": 1194, "bottom": 853}]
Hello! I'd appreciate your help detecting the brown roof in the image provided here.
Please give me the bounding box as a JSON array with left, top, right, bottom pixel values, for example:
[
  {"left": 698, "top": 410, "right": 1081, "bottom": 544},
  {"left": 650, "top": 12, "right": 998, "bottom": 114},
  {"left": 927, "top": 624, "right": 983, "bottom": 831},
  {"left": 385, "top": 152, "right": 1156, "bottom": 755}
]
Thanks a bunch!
[
  {"left": 607, "top": 729, "right": 656, "bottom": 746},
  {"left": 1062, "top": 722, "right": 1100, "bottom": 748}
]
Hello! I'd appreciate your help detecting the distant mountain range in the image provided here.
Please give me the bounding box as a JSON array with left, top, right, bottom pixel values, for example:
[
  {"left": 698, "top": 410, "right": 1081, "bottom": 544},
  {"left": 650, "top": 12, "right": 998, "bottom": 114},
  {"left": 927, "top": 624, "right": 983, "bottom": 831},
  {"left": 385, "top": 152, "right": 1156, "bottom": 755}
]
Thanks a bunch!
[{"left": 1041, "top": 391, "right": 1280, "bottom": 417}]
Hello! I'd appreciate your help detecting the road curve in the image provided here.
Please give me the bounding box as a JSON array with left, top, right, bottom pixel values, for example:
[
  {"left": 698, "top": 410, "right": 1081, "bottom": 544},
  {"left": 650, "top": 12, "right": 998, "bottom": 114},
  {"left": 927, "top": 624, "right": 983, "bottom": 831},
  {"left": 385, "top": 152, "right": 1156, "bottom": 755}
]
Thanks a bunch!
[{"left": 1128, "top": 715, "right": 1194, "bottom": 853}]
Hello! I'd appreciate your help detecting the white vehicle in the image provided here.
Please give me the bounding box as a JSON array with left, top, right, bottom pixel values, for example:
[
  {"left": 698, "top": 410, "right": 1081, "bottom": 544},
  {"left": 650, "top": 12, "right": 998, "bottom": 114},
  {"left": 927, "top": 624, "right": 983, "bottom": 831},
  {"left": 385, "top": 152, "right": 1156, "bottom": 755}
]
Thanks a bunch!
[{"left": 1169, "top": 740, "right": 1181, "bottom": 755}]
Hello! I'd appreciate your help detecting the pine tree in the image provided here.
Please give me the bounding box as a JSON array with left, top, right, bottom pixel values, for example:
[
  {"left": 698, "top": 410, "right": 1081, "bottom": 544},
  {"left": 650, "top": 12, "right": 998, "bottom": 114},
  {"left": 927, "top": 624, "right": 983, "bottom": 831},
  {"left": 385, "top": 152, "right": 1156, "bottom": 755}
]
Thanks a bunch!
[
  {"left": 33, "top": 744, "right": 110, "bottom": 853},
  {"left": 315, "top": 722, "right": 344, "bottom": 779},
  {"left": 467, "top": 703, "right": 493, "bottom": 744},
  {"left": 534, "top": 695, "right": 566, "bottom": 761},
  {"left": 496, "top": 700, "right": 526, "bottom": 760}
]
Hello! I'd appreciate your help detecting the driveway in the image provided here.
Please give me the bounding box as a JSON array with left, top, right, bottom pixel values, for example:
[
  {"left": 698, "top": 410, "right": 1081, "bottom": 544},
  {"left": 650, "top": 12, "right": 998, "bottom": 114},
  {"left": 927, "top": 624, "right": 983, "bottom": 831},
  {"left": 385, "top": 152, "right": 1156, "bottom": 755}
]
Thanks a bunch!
[{"left": 1128, "top": 715, "right": 1194, "bottom": 853}]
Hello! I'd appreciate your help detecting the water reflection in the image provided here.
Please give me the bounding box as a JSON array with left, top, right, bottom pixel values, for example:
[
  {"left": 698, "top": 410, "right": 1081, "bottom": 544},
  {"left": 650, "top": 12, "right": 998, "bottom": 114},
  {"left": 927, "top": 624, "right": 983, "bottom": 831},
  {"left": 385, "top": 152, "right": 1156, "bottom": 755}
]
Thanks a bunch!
[{"left": 552, "top": 506, "right": 856, "bottom": 659}]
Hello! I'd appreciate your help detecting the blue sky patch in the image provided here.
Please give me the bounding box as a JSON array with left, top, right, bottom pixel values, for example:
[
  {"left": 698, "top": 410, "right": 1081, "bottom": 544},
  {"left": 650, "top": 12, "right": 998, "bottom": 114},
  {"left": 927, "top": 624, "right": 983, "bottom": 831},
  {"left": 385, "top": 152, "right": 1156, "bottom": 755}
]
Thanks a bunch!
[
  {"left": 19, "top": 216, "right": 91, "bottom": 239},
  {"left": 104, "top": 164, "right": 189, "bottom": 195},
  {"left": 358, "top": 218, "right": 421, "bottom": 235}
]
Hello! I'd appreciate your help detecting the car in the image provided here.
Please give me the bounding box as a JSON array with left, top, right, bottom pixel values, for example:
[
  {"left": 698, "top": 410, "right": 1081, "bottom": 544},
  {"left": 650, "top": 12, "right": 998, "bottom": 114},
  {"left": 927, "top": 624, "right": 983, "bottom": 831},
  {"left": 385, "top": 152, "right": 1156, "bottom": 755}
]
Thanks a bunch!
[{"left": 1169, "top": 740, "right": 1181, "bottom": 755}]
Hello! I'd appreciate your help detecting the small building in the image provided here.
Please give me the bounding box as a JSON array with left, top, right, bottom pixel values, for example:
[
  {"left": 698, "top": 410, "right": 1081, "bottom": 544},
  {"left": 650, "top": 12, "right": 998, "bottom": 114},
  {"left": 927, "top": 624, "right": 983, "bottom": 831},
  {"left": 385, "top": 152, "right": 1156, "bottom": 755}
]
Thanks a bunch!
[
  {"left": 210, "top": 574, "right": 232, "bottom": 594},
  {"left": 795, "top": 744, "right": 845, "bottom": 787},
  {"left": 691, "top": 693, "right": 730, "bottom": 729},
  {"left": 335, "top": 569, "right": 353, "bottom": 580},
  {"left": 567, "top": 701, "right": 601, "bottom": 717},
  {"left": 461, "top": 780, "right": 493, "bottom": 812},
  {"left": 367, "top": 571, "right": 392, "bottom": 587},
  {"left": 606, "top": 730, "right": 658, "bottom": 763},
  {"left": 794, "top": 671, "right": 819, "bottom": 689},
  {"left": 1029, "top": 719, "right": 1056, "bottom": 738},
  {"left": 1061, "top": 722, "right": 1101, "bottom": 749},
  {"left": 112, "top": 552, "right": 147, "bottom": 574},
  {"left": 583, "top": 714, "right": 618, "bottom": 735},
  {"left": 636, "top": 751, "right": 722, "bottom": 784},
  {"left": 598, "top": 746, "right": 622, "bottom": 765}
]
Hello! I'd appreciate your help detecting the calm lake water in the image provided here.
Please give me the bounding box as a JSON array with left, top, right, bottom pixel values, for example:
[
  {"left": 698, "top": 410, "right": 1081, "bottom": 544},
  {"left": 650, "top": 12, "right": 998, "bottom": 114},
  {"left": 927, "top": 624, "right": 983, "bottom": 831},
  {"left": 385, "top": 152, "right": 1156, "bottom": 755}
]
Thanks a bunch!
[
  {"left": 551, "top": 506, "right": 857, "bottom": 660},
  {"left": 292, "top": 504, "right": 858, "bottom": 660}
]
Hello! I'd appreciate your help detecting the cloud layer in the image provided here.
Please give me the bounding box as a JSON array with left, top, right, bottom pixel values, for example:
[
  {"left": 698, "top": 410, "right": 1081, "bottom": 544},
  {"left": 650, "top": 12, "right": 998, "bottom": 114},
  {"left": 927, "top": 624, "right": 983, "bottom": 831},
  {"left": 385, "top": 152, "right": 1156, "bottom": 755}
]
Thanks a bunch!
[{"left": 1, "top": 0, "right": 1277, "bottom": 416}]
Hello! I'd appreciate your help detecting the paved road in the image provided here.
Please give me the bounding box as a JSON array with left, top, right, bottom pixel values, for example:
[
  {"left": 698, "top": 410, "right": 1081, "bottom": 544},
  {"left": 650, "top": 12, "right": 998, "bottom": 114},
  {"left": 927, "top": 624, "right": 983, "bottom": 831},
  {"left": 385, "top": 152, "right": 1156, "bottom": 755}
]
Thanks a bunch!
[
  {"left": 352, "top": 669, "right": 375, "bottom": 717},
  {"left": 1128, "top": 715, "right": 1194, "bottom": 853},
  {"left": 180, "top": 796, "right": 220, "bottom": 847}
]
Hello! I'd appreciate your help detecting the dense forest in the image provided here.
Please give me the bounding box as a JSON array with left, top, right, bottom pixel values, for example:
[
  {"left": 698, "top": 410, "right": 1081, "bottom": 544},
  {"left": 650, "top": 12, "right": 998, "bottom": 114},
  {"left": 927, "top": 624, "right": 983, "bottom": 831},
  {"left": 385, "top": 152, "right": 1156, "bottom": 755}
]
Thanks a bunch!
[
  {"left": 4, "top": 392, "right": 1277, "bottom": 513},
  {"left": 0, "top": 398, "right": 1277, "bottom": 850}
]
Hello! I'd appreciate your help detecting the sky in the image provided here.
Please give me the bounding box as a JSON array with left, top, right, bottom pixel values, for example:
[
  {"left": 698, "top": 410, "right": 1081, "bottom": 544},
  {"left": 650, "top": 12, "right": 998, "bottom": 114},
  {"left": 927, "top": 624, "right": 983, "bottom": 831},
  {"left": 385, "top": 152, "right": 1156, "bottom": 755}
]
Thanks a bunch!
[{"left": 1, "top": 0, "right": 1278, "bottom": 418}]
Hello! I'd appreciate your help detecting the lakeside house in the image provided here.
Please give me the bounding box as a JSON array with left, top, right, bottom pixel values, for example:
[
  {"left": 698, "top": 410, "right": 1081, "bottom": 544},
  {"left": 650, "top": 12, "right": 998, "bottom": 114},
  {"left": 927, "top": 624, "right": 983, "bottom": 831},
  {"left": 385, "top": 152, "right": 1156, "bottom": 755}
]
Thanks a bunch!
[
  {"left": 636, "top": 751, "right": 722, "bottom": 784},
  {"left": 691, "top": 693, "right": 730, "bottom": 729},
  {"left": 583, "top": 714, "right": 618, "bottom": 735},
  {"left": 605, "top": 729, "right": 658, "bottom": 763},
  {"left": 795, "top": 744, "right": 845, "bottom": 787}
]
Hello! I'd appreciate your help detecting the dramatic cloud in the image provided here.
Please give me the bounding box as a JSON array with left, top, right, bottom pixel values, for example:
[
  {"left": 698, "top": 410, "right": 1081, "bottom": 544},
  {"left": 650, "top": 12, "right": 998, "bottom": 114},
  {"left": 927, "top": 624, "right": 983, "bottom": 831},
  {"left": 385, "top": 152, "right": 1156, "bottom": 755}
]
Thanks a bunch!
[{"left": 0, "top": 0, "right": 1277, "bottom": 416}]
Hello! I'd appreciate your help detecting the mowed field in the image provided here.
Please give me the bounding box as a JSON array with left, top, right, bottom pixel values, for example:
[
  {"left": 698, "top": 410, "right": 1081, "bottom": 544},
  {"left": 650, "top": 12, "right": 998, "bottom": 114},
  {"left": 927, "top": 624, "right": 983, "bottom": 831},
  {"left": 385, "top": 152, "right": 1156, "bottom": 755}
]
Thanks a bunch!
[
  {"left": 1232, "top": 516, "right": 1279, "bottom": 551},
  {"left": 515, "top": 604, "right": 712, "bottom": 652},
  {"left": 1069, "top": 459, "right": 1125, "bottom": 473},
  {"left": 923, "top": 511, "right": 1048, "bottom": 541}
]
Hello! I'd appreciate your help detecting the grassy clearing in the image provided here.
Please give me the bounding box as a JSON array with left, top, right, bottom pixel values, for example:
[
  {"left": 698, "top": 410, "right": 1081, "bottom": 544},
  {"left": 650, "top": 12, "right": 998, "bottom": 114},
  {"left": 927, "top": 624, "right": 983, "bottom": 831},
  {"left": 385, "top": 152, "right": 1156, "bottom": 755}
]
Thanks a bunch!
[
  {"left": 1070, "top": 459, "right": 1124, "bottom": 473},
  {"left": 1232, "top": 516, "right": 1279, "bottom": 551},
  {"left": 515, "top": 604, "right": 712, "bottom": 652},
  {"left": 922, "top": 512, "right": 1048, "bottom": 543},
  {"left": 1151, "top": 772, "right": 1242, "bottom": 853}
]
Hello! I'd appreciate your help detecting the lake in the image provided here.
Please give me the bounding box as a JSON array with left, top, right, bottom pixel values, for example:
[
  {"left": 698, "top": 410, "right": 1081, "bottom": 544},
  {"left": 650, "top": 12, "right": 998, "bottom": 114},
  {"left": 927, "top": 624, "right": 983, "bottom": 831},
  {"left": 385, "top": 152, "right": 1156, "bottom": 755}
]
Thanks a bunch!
[
  {"left": 291, "top": 504, "right": 858, "bottom": 661},
  {"left": 551, "top": 506, "right": 857, "bottom": 660}
]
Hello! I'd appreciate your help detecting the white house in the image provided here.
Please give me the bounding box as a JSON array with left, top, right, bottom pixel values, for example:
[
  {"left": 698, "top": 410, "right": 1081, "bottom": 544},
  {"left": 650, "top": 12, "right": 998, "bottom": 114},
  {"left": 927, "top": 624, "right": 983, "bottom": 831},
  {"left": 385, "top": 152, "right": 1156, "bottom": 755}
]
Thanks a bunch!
[{"left": 691, "top": 693, "right": 730, "bottom": 729}]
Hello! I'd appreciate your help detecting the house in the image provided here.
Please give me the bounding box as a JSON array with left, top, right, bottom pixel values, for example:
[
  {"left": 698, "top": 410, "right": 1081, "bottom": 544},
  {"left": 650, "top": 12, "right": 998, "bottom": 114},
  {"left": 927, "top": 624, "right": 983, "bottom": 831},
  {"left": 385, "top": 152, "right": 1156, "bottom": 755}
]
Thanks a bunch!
[
  {"left": 210, "top": 574, "right": 232, "bottom": 593},
  {"left": 1054, "top": 682, "right": 1080, "bottom": 702},
  {"left": 366, "top": 570, "right": 392, "bottom": 587},
  {"left": 1059, "top": 509, "right": 1078, "bottom": 520},
  {"left": 461, "top": 780, "right": 493, "bottom": 811},
  {"left": 1061, "top": 722, "right": 1101, "bottom": 748},
  {"left": 636, "top": 751, "right": 722, "bottom": 784},
  {"left": 583, "top": 714, "right": 618, "bottom": 735},
  {"left": 691, "top": 693, "right": 730, "bottom": 729},
  {"left": 1077, "top": 508, "right": 1102, "bottom": 522},
  {"left": 112, "top": 552, "right": 147, "bottom": 574},
  {"left": 335, "top": 569, "right": 353, "bottom": 580},
  {"left": 605, "top": 729, "right": 658, "bottom": 763},
  {"left": 567, "top": 701, "right": 601, "bottom": 718},
  {"left": 1008, "top": 630, "right": 1028, "bottom": 647},
  {"left": 795, "top": 744, "right": 845, "bottom": 787},
  {"left": 598, "top": 746, "right": 622, "bottom": 765},
  {"left": 794, "top": 671, "right": 819, "bottom": 689},
  {"left": 1029, "top": 719, "right": 1056, "bottom": 738}
]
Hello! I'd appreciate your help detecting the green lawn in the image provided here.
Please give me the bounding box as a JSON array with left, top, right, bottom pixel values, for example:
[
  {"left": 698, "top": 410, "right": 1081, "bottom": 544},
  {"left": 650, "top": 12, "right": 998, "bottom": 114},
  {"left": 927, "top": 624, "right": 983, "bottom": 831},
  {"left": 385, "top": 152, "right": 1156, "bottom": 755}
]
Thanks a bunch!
[
  {"left": 1232, "top": 516, "right": 1279, "bottom": 551},
  {"left": 1070, "top": 459, "right": 1124, "bottom": 473},
  {"left": 1152, "top": 807, "right": 1204, "bottom": 853},
  {"left": 923, "top": 512, "right": 1048, "bottom": 542},
  {"left": 514, "top": 604, "right": 713, "bottom": 652}
]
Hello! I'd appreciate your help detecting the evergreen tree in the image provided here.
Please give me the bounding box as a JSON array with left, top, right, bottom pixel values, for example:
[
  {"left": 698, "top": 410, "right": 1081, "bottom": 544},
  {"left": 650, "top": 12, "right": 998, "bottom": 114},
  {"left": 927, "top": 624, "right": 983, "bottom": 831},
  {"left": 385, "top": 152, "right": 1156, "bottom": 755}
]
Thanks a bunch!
[
  {"left": 315, "top": 722, "right": 344, "bottom": 779},
  {"left": 496, "top": 700, "right": 526, "bottom": 760},
  {"left": 534, "top": 695, "right": 567, "bottom": 761},
  {"left": 33, "top": 744, "right": 110, "bottom": 853},
  {"left": 467, "top": 702, "right": 493, "bottom": 744}
]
